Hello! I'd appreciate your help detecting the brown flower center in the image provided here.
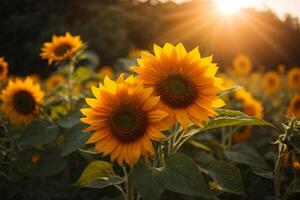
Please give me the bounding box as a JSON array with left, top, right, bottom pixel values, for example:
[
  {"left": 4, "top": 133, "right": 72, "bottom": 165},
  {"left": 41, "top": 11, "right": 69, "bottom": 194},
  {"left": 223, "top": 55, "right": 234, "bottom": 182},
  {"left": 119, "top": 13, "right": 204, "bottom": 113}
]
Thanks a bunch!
[
  {"left": 0, "top": 65, "right": 3, "bottom": 74},
  {"left": 13, "top": 91, "right": 36, "bottom": 115},
  {"left": 109, "top": 103, "right": 148, "bottom": 143},
  {"left": 294, "top": 100, "right": 300, "bottom": 111},
  {"left": 293, "top": 74, "right": 299, "bottom": 83},
  {"left": 156, "top": 74, "right": 198, "bottom": 108},
  {"left": 54, "top": 44, "right": 71, "bottom": 57},
  {"left": 268, "top": 78, "right": 275, "bottom": 86}
]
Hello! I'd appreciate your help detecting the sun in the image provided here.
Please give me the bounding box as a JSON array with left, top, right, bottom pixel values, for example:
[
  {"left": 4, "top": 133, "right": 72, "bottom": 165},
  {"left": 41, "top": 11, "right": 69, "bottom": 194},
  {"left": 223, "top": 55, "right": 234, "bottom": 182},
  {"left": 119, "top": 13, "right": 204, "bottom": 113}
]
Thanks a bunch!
[{"left": 216, "top": 0, "right": 244, "bottom": 14}]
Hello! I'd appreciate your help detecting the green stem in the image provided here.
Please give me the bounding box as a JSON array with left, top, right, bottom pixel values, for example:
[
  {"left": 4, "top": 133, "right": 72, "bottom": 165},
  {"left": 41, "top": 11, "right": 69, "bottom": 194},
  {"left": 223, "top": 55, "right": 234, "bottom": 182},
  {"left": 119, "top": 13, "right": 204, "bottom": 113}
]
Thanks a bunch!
[
  {"left": 121, "top": 165, "right": 130, "bottom": 200},
  {"left": 274, "top": 143, "right": 287, "bottom": 200},
  {"left": 66, "top": 63, "right": 74, "bottom": 111}
]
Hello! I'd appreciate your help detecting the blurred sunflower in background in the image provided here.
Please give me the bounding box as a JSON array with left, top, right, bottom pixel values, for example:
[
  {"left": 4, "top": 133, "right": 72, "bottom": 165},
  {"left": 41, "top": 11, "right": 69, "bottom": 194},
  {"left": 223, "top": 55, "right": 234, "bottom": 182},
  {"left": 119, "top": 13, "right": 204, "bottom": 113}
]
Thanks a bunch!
[
  {"left": 232, "top": 54, "right": 252, "bottom": 76},
  {"left": 233, "top": 126, "right": 252, "bottom": 143},
  {"left": 235, "top": 88, "right": 252, "bottom": 102},
  {"left": 278, "top": 64, "right": 286, "bottom": 75},
  {"left": 243, "top": 98, "right": 263, "bottom": 118},
  {"left": 46, "top": 73, "right": 65, "bottom": 90},
  {"left": 287, "top": 94, "right": 300, "bottom": 119},
  {"left": 262, "top": 71, "right": 280, "bottom": 95},
  {"left": 132, "top": 43, "right": 225, "bottom": 132},
  {"left": 0, "top": 77, "right": 44, "bottom": 125},
  {"left": 81, "top": 75, "right": 169, "bottom": 166},
  {"left": 287, "top": 67, "right": 300, "bottom": 90},
  {"left": 0, "top": 57, "right": 8, "bottom": 81},
  {"left": 98, "top": 66, "right": 114, "bottom": 79},
  {"left": 40, "top": 32, "right": 83, "bottom": 65}
]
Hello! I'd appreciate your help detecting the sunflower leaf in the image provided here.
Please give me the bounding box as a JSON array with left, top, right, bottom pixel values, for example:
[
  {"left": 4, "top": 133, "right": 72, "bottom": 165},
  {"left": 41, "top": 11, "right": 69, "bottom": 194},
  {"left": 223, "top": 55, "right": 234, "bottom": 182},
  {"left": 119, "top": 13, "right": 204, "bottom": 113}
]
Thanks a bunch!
[
  {"left": 18, "top": 120, "right": 60, "bottom": 146},
  {"left": 200, "top": 160, "right": 245, "bottom": 196},
  {"left": 156, "top": 153, "right": 214, "bottom": 198},
  {"left": 61, "top": 123, "right": 90, "bottom": 157},
  {"left": 76, "top": 161, "right": 123, "bottom": 189}
]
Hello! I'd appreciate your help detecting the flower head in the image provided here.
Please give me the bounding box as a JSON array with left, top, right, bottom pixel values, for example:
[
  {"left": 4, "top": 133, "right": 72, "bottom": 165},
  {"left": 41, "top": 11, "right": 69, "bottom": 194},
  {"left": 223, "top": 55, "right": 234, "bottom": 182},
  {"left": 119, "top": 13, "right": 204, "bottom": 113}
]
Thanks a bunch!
[
  {"left": 262, "top": 71, "right": 280, "bottom": 95},
  {"left": 287, "top": 94, "right": 300, "bottom": 119},
  {"left": 40, "top": 32, "right": 83, "bottom": 65},
  {"left": 81, "top": 75, "right": 169, "bottom": 166},
  {"left": 287, "top": 67, "right": 300, "bottom": 90},
  {"left": 0, "top": 77, "right": 44, "bottom": 125},
  {"left": 132, "top": 43, "right": 225, "bottom": 132},
  {"left": 232, "top": 54, "right": 252, "bottom": 76},
  {"left": 0, "top": 57, "right": 8, "bottom": 81}
]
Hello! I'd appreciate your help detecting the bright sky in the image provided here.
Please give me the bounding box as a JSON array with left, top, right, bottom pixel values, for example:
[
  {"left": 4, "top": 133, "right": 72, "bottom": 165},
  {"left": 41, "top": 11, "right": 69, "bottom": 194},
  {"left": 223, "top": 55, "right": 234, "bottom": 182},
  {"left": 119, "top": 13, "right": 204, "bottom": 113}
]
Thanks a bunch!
[{"left": 172, "top": 0, "right": 300, "bottom": 19}]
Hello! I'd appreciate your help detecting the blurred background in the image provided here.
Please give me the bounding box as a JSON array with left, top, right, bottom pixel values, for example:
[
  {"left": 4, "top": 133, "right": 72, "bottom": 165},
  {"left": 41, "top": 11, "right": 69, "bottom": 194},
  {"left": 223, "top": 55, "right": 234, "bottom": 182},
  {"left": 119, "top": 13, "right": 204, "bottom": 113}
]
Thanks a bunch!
[{"left": 0, "top": 0, "right": 300, "bottom": 77}]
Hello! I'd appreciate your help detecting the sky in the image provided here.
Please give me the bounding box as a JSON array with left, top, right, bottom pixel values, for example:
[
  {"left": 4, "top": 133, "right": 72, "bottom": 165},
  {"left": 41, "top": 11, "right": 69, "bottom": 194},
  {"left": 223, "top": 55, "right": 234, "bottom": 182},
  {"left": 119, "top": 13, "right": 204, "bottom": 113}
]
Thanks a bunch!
[{"left": 171, "top": 0, "right": 300, "bottom": 19}]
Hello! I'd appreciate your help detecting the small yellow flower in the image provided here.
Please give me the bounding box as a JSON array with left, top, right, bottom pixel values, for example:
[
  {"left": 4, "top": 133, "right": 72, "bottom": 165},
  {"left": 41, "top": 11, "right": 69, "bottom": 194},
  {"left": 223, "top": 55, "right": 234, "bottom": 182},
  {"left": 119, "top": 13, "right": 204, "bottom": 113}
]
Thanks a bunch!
[
  {"left": 287, "top": 67, "right": 300, "bottom": 90},
  {"left": 0, "top": 57, "right": 8, "bottom": 81},
  {"left": 132, "top": 43, "right": 225, "bottom": 132},
  {"left": 81, "top": 75, "right": 169, "bottom": 167},
  {"left": 287, "top": 94, "right": 300, "bottom": 119},
  {"left": 232, "top": 54, "right": 252, "bottom": 76},
  {"left": 46, "top": 74, "right": 65, "bottom": 90},
  {"left": 262, "top": 71, "right": 280, "bottom": 95},
  {"left": 0, "top": 77, "right": 44, "bottom": 126},
  {"left": 40, "top": 32, "right": 83, "bottom": 65},
  {"left": 98, "top": 66, "right": 114, "bottom": 79}
]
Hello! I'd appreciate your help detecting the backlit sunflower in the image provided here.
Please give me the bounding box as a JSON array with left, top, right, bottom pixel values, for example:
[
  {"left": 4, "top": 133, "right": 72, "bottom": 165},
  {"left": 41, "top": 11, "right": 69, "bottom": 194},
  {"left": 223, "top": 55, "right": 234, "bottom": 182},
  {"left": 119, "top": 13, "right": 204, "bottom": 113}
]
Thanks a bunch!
[
  {"left": 40, "top": 32, "right": 83, "bottom": 65},
  {"left": 0, "top": 77, "right": 44, "bottom": 125},
  {"left": 243, "top": 98, "right": 263, "bottom": 118},
  {"left": 287, "top": 67, "right": 300, "bottom": 90},
  {"left": 81, "top": 75, "right": 169, "bottom": 167},
  {"left": 232, "top": 54, "right": 252, "bottom": 76},
  {"left": 0, "top": 57, "right": 8, "bottom": 81},
  {"left": 262, "top": 71, "right": 280, "bottom": 95},
  {"left": 132, "top": 43, "right": 225, "bottom": 132},
  {"left": 46, "top": 74, "right": 65, "bottom": 90},
  {"left": 98, "top": 66, "right": 114, "bottom": 79},
  {"left": 287, "top": 94, "right": 300, "bottom": 119}
]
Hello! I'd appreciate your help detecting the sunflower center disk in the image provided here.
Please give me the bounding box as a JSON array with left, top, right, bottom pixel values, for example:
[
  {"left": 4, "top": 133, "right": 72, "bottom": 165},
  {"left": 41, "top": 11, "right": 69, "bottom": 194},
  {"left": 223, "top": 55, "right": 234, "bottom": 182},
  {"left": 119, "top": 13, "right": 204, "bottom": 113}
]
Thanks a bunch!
[
  {"left": 54, "top": 44, "right": 71, "bottom": 56},
  {"left": 113, "top": 112, "right": 136, "bottom": 132},
  {"left": 157, "top": 74, "right": 198, "bottom": 108},
  {"left": 0, "top": 66, "right": 3, "bottom": 74},
  {"left": 13, "top": 91, "right": 36, "bottom": 115},
  {"left": 110, "top": 107, "right": 148, "bottom": 143},
  {"left": 295, "top": 101, "right": 300, "bottom": 111}
]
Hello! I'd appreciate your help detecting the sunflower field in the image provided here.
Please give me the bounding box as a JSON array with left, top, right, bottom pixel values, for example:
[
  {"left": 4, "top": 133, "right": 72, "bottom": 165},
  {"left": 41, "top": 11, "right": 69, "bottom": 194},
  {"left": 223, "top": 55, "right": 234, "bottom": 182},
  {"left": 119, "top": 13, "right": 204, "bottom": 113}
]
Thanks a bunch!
[{"left": 0, "top": 1, "right": 300, "bottom": 200}]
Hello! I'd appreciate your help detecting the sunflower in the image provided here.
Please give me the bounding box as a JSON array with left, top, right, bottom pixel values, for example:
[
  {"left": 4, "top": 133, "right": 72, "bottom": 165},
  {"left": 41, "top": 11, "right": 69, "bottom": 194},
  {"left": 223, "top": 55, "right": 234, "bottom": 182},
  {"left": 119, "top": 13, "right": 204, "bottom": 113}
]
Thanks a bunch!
[
  {"left": 81, "top": 75, "right": 169, "bottom": 167},
  {"left": 262, "top": 71, "right": 280, "bottom": 95},
  {"left": 127, "top": 45, "right": 142, "bottom": 59},
  {"left": 0, "top": 57, "right": 8, "bottom": 81},
  {"left": 234, "top": 88, "right": 252, "bottom": 102},
  {"left": 0, "top": 77, "right": 44, "bottom": 125},
  {"left": 46, "top": 74, "right": 65, "bottom": 90},
  {"left": 40, "top": 32, "right": 83, "bottom": 65},
  {"left": 287, "top": 94, "right": 300, "bottom": 119},
  {"left": 243, "top": 98, "right": 263, "bottom": 118},
  {"left": 132, "top": 43, "right": 225, "bottom": 132},
  {"left": 232, "top": 54, "right": 252, "bottom": 76},
  {"left": 98, "top": 66, "right": 114, "bottom": 79},
  {"left": 28, "top": 74, "right": 40, "bottom": 84},
  {"left": 287, "top": 67, "right": 300, "bottom": 90},
  {"left": 233, "top": 126, "right": 252, "bottom": 143}
]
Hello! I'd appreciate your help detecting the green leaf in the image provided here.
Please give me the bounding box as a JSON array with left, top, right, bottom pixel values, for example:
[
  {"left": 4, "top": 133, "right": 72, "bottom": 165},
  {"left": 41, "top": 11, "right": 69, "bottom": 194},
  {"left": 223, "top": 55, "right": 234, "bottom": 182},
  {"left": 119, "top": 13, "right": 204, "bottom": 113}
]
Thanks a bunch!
[
  {"left": 74, "top": 67, "right": 92, "bottom": 83},
  {"left": 252, "top": 168, "right": 274, "bottom": 179},
  {"left": 61, "top": 123, "right": 90, "bottom": 157},
  {"left": 76, "top": 161, "right": 113, "bottom": 186},
  {"left": 203, "top": 160, "right": 245, "bottom": 196},
  {"left": 84, "top": 176, "right": 124, "bottom": 189},
  {"left": 224, "top": 143, "right": 269, "bottom": 170},
  {"left": 18, "top": 120, "right": 60, "bottom": 146},
  {"left": 32, "top": 147, "right": 68, "bottom": 177},
  {"left": 156, "top": 153, "right": 214, "bottom": 199},
  {"left": 202, "top": 109, "right": 274, "bottom": 132},
  {"left": 218, "top": 86, "right": 242, "bottom": 97},
  {"left": 57, "top": 110, "right": 82, "bottom": 129},
  {"left": 289, "top": 134, "right": 300, "bottom": 154},
  {"left": 130, "top": 161, "right": 164, "bottom": 200}
]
